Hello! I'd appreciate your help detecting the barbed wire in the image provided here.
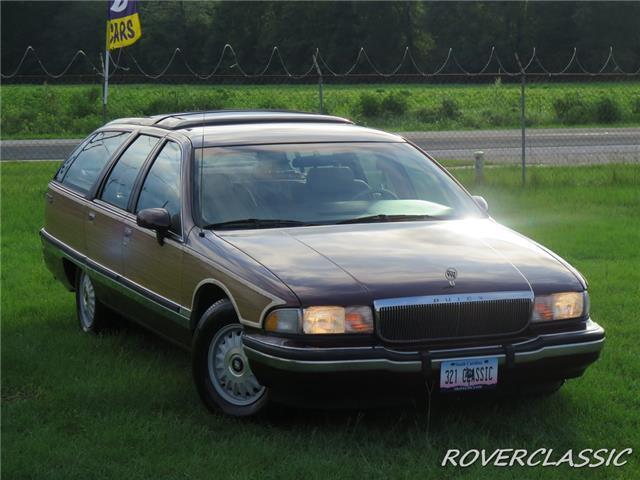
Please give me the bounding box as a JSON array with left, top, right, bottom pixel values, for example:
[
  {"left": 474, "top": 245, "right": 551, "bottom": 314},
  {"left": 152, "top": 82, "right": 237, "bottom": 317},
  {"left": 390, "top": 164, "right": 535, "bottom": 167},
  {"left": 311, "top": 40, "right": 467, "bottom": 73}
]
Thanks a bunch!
[
  {"left": 2, "top": 44, "right": 639, "bottom": 80},
  {"left": 1, "top": 46, "right": 102, "bottom": 79}
]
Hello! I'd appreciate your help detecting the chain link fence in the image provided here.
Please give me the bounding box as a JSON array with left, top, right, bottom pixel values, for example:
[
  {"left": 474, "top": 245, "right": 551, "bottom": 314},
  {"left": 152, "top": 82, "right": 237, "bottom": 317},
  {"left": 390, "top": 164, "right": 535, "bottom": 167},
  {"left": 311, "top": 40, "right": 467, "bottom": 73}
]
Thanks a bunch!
[{"left": 2, "top": 46, "right": 639, "bottom": 186}]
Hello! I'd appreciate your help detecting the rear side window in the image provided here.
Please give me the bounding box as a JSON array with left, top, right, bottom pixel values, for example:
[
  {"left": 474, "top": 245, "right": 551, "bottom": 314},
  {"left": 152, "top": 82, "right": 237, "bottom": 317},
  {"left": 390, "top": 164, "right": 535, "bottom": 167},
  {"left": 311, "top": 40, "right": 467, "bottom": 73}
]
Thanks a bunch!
[
  {"left": 136, "top": 141, "right": 182, "bottom": 233},
  {"left": 58, "top": 131, "right": 129, "bottom": 195},
  {"left": 101, "top": 135, "right": 159, "bottom": 210}
]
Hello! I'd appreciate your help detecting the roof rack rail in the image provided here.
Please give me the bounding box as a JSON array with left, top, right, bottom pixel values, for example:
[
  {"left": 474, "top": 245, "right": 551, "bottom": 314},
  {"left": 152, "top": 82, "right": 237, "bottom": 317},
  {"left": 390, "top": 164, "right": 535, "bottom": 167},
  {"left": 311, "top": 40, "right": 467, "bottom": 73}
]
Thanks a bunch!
[
  {"left": 104, "top": 117, "right": 157, "bottom": 127},
  {"left": 153, "top": 110, "right": 353, "bottom": 130},
  {"left": 104, "top": 110, "right": 354, "bottom": 131}
]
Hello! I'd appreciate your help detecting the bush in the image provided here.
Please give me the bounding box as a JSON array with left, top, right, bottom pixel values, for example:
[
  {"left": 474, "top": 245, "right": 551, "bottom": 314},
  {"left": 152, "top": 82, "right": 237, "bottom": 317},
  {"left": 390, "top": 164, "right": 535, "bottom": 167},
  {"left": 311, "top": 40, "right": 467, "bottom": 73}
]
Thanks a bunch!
[
  {"left": 358, "top": 93, "right": 382, "bottom": 118},
  {"left": 439, "top": 98, "right": 460, "bottom": 120},
  {"left": 594, "top": 97, "right": 622, "bottom": 123},
  {"left": 553, "top": 95, "right": 593, "bottom": 124},
  {"left": 381, "top": 92, "right": 408, "bottom": 115},
  {"left": 415, "top": 107, "right": 439, "bottom": 124},
  {"left": 68, "top": 88, "right": 101, "bottom": 117},
  {"left": 482, "top": 109, "right": 514, "bottom": 127},
  {"left": 143, "top": 95, "right": 180, "bottom": 115},
  {"left": 2, "top": 109, "right": 36, "bottom": 135},
  {"left": 69, "top": 114, "right": 102, "bottom": 134},
  {"left": 553, "top": 94, "right": 624, "bottom": 125},
  {"left": 415, "top": 98, "right": 460, "bottom": 125},
  {"left": 358, "top": 91, "right": 408, "bottom": 118},
  {"left": 632, "top": 96, "right": 640, "bottom": 115}
]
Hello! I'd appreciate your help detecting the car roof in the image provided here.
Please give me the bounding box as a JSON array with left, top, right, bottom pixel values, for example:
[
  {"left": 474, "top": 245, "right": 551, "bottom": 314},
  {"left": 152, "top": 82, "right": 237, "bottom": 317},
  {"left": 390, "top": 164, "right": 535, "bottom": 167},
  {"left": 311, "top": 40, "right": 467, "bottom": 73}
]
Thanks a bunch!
[{"left": 103, "top": 110, "right": 405, "bottom": 147}]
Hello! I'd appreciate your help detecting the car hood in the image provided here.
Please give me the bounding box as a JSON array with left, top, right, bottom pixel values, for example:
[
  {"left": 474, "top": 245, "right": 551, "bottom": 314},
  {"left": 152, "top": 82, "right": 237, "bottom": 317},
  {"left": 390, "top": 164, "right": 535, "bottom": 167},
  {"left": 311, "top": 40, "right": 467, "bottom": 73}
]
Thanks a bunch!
[{"left": 217, "top": 219, "right": 584, "bottom": 306}]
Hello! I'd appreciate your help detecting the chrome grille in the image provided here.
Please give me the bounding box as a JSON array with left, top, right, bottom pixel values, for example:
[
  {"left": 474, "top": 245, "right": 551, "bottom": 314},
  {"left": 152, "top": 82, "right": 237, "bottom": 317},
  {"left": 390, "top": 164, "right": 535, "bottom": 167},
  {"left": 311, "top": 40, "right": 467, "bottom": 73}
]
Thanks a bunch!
[{"left": 374, "top": 291, "right": 533, "bottom": 343}]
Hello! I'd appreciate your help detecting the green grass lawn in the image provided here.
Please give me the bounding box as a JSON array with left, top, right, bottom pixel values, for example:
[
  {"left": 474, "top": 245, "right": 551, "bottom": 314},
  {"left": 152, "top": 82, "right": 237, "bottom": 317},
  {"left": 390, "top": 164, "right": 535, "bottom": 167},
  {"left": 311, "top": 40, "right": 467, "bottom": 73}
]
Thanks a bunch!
[
  {"left": 2, "top": 162, "right": 639, "bottom": 479},
  {"left": 2, "top": 82, "right": 639, "bottom": 139}
]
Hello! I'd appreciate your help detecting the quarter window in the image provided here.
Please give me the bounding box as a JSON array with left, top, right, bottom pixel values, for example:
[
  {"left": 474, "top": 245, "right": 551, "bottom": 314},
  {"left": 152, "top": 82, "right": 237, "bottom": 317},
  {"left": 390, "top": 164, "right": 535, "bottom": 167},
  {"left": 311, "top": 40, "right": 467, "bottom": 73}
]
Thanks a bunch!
[
  {"left": 101, "top": 135, "right": 159, "bottom": 210},
  {"left": 58, "top": 131, "right": 129, "bottom": 195},
  {"left": 136, "top": 141, "right": 182, "bottom": 233}
]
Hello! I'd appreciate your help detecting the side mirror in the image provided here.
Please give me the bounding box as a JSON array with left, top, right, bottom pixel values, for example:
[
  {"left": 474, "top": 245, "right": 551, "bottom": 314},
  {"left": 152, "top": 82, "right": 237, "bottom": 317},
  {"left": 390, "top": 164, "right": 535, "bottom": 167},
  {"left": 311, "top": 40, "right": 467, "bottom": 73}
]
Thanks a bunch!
[
  {"left": 472, "top": 195, "right": 489, "bottom": 213},
  {"left": 136, "top": 208, "right": 171, "bottom": 245}
]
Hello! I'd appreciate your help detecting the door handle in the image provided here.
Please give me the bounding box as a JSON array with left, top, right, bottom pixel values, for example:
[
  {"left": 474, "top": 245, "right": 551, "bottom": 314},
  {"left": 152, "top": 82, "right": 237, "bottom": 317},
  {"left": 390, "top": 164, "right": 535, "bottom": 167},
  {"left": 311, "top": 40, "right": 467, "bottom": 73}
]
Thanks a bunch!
[
  {"left": 123, "top": 227, "right": 133, "bottom": 246},
  {"left": 88, "top": 212, "right": 96, "bottom": 221},
  {"left": 45, "top": 193, "right": 53, "bottom": 204}
]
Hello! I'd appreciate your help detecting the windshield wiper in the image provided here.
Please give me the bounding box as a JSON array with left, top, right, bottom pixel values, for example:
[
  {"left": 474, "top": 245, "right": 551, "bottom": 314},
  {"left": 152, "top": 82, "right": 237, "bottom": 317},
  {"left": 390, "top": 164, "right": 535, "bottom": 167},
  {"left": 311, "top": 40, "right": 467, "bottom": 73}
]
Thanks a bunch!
[
  {"left": 336, "top": 214, "right": 435, "bottom": 225},
  {"left": 204, "top": 218, "right": 312, "bottom": 230}
]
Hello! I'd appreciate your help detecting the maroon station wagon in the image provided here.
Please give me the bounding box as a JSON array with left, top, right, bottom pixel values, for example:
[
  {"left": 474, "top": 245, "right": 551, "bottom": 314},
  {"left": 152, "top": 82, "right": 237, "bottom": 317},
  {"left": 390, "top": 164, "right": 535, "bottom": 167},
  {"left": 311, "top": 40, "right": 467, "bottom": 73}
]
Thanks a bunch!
[{"left": 41, "top": 111, "right": 605, "bottom": 416}]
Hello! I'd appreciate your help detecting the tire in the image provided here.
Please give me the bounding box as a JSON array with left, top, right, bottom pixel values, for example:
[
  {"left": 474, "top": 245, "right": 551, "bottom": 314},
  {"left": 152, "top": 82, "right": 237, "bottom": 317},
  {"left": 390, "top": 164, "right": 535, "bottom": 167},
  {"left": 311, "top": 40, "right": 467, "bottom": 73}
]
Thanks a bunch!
[
  {"left": 75, "top": 270, "right": 112, "bottom": 333},
  {"left": 192, "top": 299, "right": 268, "bottom": 416}
]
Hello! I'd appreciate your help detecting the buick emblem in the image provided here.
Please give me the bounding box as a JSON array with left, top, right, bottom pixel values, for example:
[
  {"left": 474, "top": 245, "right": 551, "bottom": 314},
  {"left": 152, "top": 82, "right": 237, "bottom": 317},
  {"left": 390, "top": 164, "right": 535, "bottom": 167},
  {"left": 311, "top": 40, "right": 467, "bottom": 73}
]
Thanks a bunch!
[{"left": 445, "top": 268, "right": 457, "bottom": 287}]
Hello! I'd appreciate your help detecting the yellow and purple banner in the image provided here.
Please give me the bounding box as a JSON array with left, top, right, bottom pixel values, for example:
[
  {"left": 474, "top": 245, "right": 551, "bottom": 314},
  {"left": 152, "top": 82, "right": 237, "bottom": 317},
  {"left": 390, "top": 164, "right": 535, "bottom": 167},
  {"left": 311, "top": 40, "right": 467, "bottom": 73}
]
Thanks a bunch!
[{"left": 106, "top": 0, "right": 142, "bottom": 50}]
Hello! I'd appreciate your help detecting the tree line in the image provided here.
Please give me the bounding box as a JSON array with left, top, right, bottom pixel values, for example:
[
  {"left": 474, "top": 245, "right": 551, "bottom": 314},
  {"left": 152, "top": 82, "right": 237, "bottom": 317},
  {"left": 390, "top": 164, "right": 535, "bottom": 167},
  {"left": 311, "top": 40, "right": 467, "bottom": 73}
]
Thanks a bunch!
[{"left": 2, "top": 1, "right": 639, "bottom": 78}]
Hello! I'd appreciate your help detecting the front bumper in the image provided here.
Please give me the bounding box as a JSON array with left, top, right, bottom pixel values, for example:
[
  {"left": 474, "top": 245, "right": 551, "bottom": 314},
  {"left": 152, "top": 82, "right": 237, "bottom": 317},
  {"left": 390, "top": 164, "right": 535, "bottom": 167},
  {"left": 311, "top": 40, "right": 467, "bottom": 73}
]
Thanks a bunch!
[{"left": 243, "top": 319, "right": 604, "bottom": 396}]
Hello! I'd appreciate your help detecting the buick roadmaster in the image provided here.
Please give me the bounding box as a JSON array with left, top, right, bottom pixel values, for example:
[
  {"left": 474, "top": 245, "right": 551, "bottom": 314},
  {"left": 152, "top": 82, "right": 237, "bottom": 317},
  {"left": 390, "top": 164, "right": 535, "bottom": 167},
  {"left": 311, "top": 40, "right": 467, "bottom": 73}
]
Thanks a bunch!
[{"left": 41, "top": 111, "right": 605, "bottom": 416}]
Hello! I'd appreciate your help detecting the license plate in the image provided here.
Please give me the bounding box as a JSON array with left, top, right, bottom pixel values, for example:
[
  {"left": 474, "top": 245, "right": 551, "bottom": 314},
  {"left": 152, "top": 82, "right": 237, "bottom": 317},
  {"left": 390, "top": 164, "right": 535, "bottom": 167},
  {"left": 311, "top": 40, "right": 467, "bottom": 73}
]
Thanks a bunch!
[{"left": 440, "top": 357, "right": 498, "bottom": 391}]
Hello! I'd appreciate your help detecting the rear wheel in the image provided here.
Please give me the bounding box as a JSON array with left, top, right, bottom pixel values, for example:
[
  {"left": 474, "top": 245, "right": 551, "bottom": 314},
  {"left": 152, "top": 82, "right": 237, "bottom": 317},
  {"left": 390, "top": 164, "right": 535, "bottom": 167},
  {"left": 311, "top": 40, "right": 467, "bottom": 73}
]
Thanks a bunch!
[
  {"left": 75, "top": 270, "right": 112, "bottom": 333},
  {"left": 192, "top": 299, "right": 268, "bottom": 416}
]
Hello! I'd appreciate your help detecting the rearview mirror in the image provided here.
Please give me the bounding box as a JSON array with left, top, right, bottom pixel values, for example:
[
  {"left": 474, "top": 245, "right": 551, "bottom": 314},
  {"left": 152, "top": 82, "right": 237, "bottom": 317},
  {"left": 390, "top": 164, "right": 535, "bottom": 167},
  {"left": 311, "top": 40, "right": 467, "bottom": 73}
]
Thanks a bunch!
[
  {"left": 136, "top": 208, "right": 171, "bottom": 245},
  {"left": 472, "top": 195, "right": 489, "bottom": 213}
]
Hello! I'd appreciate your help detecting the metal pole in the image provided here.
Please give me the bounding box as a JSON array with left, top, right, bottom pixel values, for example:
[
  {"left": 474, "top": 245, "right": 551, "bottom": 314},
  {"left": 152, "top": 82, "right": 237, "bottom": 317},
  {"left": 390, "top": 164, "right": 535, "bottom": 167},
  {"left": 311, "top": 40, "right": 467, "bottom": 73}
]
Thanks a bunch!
[
  {"left": 318, "top": 75, "right": 324, "bottom": 114},
  {"left": 474, "top": 151, "right": 484, "bottom": 185},
  {"left": 520, "top": 73, "right": 526, "bottom": 186},
  {"left": 312, "top": 53, "right": 323, "bottom": 114},
  {"left": 102, "top": 50, "right": 109, "bottom": 124}
]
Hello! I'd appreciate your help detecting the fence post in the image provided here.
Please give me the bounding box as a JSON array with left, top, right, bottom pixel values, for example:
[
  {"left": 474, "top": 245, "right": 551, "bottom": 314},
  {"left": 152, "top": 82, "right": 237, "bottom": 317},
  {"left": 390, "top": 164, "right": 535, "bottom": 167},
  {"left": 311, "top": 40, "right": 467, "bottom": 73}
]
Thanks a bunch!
[
  {"left": 520, "top": 73, "right": 526, "bottom": 186},
  {"left": 474, "top": 151, "right": 485, "bottom": 184},
  {"left": 312, "top": 52, "right": 324, "bottom": 114},
  {"left": 102, "top": 51, "right": 109, "bottom": 124}
]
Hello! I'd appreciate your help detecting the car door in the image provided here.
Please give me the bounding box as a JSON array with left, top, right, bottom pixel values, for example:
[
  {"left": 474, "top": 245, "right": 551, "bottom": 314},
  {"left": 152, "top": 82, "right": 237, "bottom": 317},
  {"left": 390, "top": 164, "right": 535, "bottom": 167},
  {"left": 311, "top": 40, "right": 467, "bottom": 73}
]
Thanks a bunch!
[
  {"left": 121, "top": 139, "right": 189, "bottom": 342},
  {"left": 47, "top": 131, "right": 130, "bottom": 254},
  {"left": 87, "top": 134, "right": 161, "bottom": 302}
]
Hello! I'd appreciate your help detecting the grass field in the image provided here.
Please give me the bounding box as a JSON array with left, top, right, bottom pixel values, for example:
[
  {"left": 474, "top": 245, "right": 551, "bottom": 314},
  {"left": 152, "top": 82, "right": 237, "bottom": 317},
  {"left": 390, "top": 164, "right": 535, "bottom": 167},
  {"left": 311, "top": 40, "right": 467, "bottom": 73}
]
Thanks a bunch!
[
  {"left": 2, "top": 82, "right": 640, "bottom": 139},
  {"left": 2, "top": 162, "right": 639, "bottom": 479}
]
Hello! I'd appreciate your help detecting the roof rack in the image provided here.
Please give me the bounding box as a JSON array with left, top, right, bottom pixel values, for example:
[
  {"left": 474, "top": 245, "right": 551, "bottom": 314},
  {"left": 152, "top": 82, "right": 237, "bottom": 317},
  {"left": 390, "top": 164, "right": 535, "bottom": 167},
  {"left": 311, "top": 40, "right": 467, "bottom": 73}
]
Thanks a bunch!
[
  {"left": 105, "top": 110, "right": 353, "bottom": 131},
  {"left": 156, "top": 110, "right": 353, "bottom": 130}
]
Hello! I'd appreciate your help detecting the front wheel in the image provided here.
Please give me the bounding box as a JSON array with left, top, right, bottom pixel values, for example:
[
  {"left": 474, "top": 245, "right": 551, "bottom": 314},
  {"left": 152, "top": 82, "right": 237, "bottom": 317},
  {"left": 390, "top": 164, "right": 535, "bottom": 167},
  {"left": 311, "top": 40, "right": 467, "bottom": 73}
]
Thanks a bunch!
[{"left": 192, "top": 299, "right": 268, "bottom": 416}]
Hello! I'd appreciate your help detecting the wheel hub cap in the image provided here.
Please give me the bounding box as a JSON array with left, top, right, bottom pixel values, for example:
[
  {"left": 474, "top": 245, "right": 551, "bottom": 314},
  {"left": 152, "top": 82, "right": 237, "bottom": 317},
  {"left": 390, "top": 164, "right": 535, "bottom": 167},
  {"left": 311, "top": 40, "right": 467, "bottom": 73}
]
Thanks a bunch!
[
  {"left": 231, "top": 356, "right": 244, "bottom": 373},
  {"left": 79, "top": 273, "right": 96, "bottom": 329},
  {"left": 207, "top": 325, "right": 265, "bottom": 406}
]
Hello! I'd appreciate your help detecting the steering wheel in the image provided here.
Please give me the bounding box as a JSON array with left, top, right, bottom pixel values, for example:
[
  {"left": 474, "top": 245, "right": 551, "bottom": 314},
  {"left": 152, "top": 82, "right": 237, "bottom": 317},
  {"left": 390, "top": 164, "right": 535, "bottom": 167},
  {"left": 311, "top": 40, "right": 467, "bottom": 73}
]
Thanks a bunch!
[{"left": 352, "top": 188, "right": 399, "bottom": 201}]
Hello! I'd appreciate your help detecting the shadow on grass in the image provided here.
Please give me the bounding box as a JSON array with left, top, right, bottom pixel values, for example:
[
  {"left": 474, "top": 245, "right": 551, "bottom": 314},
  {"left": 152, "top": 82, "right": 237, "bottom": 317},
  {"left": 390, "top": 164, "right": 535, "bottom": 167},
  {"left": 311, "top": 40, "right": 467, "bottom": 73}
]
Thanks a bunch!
[{"left": 97, "top": 319, "right": 584, "bottom": 432}]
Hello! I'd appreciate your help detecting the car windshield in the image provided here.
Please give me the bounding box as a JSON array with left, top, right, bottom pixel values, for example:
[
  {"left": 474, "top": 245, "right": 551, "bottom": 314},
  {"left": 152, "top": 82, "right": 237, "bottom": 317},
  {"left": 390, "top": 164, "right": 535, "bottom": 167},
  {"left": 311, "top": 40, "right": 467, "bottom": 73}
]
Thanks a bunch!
[{"left": 194, "top": 142, "right": 484, "bottom": 229}]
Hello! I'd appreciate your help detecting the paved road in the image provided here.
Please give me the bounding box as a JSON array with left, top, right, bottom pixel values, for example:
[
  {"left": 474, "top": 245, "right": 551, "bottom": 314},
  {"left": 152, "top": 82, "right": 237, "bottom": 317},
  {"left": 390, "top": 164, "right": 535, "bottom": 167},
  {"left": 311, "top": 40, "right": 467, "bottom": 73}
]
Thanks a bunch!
[
  {"left": 406, "top": 127, "right": 639, "bottom": 164},
  {"left": 2, "top": 127, "right": 639, "bottom": 164},
  {"left": 1, "top": 138, "right": 81, "bottom": 161}
]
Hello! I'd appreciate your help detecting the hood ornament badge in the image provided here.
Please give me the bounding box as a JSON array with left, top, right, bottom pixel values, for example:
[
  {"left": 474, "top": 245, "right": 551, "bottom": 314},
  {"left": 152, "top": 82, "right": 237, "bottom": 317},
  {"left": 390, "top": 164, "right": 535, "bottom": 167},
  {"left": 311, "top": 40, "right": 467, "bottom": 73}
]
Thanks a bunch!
[{"left": 445, "top": 268, "right": 458, "bottom": 287}]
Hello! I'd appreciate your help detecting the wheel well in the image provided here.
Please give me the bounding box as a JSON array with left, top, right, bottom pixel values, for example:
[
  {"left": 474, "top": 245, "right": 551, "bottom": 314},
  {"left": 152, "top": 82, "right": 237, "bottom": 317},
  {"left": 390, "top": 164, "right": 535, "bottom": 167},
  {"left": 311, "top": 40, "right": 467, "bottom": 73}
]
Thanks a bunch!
[
  {"left": 191, "top": 283, "right": 230, "bottom": 329},
  {"left": 62, "top": 258, "right": 79, "bottom": 290}
]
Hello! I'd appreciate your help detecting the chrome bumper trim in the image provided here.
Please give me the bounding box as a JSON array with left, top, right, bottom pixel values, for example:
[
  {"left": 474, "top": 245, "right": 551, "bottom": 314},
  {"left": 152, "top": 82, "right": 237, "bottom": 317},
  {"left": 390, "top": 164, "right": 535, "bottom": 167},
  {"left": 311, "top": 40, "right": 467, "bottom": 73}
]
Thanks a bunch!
[
  {"left": 513, "top": 338, "right": 604, "bottom": 364},
  {"left": 244, "top": 346, "right": 423, "bottom": 373},
  {"left": 244, "top": 322, "right": 605, "bottom": 374}
]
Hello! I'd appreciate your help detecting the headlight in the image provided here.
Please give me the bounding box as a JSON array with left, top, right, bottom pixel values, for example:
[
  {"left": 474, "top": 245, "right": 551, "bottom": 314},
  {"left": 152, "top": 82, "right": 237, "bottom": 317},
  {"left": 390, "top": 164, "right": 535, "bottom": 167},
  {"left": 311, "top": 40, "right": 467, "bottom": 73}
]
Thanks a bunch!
[
  {"left": 265, "top": 306, "right": 374, "bottom": 334},
  {"left": 532, "top": 292, "right": 587, "bottom": 322},
  {"left": 303, "top": 306, "right": 374, "bottom": 334}
]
